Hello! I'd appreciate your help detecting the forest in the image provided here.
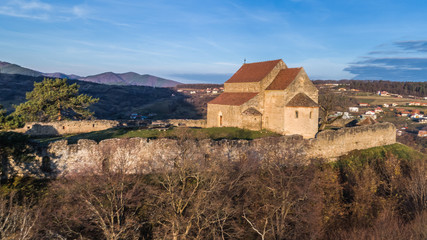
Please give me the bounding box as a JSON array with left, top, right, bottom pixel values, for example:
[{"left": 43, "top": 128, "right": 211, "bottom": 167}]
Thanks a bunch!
[{"left": 0, "top": 132, "right": 426, "bottom": 240}]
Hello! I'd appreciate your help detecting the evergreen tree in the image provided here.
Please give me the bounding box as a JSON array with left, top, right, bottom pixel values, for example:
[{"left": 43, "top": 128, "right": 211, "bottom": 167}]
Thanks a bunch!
[
  {"left": 14, "top": 78, "right": 99, "bottom": 122},
  {"left": 0, "top": 105, "right": 23, "bottom": 130}
]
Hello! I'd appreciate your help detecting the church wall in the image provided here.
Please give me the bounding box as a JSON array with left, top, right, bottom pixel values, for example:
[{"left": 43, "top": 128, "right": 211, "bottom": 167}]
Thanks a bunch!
[
  {"left": 241, "top": 114, "right": 262, "bottom": 130},
  {"left": 224, "top": 82, "right": 260, "bottom": 92},
  {"left": 207, "top": 104, "right": 241, "bottom": 128},
  {"left": 263, "top": 91, "right": 286, "bottom": 133},
  {"left": 284, "top": 107, "right": 318, "bottom": 139},
  {"left": 283, "top": 71, "right": 318, "bottom": 105}
]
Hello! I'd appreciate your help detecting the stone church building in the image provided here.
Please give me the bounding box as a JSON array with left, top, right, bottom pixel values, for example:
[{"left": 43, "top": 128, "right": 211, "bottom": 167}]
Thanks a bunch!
[{"left": 207, "top": 59, "right": 319, "bottom": 138}]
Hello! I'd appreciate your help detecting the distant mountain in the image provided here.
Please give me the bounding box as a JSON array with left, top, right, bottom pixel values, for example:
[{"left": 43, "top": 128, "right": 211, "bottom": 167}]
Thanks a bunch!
[
  {"left": 0, "top": 73, "right": 199, "bottom": 120},
  {"left": 0, "top": 61, "right": 42, "bottom": 77},
  {"left": 0, "top": 61, "right": 181, "bottom": 87},
  {"left": 43, "top": 72, "right": 81, "bottom": 79},
  {"left": 80, "top": 72, "right": 181, "bottom": 87}
]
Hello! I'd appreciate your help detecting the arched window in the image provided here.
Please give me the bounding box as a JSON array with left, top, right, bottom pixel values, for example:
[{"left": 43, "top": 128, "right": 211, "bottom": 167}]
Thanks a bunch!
[
  {"left": 218, "top": 112, "right": 223, "bottom": 127},
  {"left": 295, "top": 111, "right": 299, "bottom": 118}
]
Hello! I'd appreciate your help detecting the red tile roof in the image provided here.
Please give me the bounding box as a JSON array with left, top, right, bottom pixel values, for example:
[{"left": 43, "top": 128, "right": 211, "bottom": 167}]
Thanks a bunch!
[
  {"left": 225, "top": 60, "right": 282, "bottom": 83},
  {"left": 208, "top": 92, "right": 258, "bottom": 106},
  {"left": 265, "top": 68, "right": 301, "bottom": 90}
]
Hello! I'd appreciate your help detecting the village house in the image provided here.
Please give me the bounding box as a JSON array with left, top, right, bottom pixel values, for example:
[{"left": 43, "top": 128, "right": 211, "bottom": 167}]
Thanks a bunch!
[
  {"left": 359, "top": 103, "right": 370, "bottom": 107},
  {"left": 207, "top": 59, "right": 319, "bottom": 138},
  {"left": 401, "top": 111, "right": 410, "bottom": 117},
  {"left": 408, "top": 102, "right": 421, "bottom": 106},
  {"left": 374, "top": 107, "right": 383, "bottom": 113},
  {"left": 349, "top": 107, "right": 359, "bottom": 112},
  {"left": 418, "top": 130, "right": 427, "bottom": 137}
]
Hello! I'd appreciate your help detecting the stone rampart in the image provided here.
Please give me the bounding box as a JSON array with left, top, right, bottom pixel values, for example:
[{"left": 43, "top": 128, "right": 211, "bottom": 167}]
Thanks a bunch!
[
  {"left": 308, "top": 122, "right": 396, "bottom": 159},
  {"left": 168, "top": 119, "right": 207, "bottom": 128},
  {"left": 14, "top": 120, "right": 119, "bottom": 136},
  {"left": 5, "top": 123, "right": 397, "bottom": 178}
]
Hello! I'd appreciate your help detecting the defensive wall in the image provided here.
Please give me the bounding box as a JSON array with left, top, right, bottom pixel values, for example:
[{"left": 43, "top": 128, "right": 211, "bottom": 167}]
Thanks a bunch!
[
  {"left": 308, "top": 123, "right": 396, "bottom": 159},
  {"left": 4, "top": 123, "right": 396, "bottom": 178},
  {"left": 165, "top": 119, "right": 207, "bottom": 128},
  {"left": 13, "top": 120, "right": 119, "bottom": 136}
]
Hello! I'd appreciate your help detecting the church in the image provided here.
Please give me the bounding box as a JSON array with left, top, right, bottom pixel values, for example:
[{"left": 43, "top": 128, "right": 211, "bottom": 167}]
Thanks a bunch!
[{"left": 207, "top": 59, "right": 319, "bottom": 138}]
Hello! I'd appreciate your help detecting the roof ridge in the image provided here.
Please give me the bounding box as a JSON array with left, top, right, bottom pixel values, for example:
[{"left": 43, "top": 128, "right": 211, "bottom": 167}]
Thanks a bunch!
[
  {"left": 225, "top": 59, "right": 283, "bottom": 83},
  {"left": 244, "top": 59, "right": 282, "bottom": 65}
]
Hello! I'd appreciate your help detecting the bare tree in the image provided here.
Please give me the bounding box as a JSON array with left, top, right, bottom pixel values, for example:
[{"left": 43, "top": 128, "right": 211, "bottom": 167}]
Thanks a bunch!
[
  {"left": 318, "top": 92, "right": 352, "bottom": 130},
  {"left": 0, "top": 192, "right": 38, "bottom": 240}
]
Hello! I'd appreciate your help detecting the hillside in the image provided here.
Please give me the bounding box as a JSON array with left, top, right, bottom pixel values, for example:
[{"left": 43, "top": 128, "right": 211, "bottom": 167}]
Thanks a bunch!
[
  {"left": 0, "top": 73, "right": 199, "bottom": 120},
  {"left": 81, "top": 71, "right": 180, "bottom": 87},
  {"left": 0, "top": 61, "right": 181, "bottom": 88}
]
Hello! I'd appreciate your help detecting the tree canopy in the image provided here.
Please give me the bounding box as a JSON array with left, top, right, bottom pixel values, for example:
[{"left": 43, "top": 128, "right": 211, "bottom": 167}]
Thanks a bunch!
[
  {"left": 14, "top": 78, "right": 99, "bottom": 122},
  {"left": 0, "top": 105, "right": 23, "bottom": 130}
]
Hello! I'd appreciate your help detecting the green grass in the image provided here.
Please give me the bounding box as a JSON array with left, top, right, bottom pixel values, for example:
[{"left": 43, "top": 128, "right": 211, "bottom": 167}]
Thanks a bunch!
[
  {"left": 32, "top": 127, "right": 281, "bottom": 145},
  {"left": 333, "top": 143, "right": 426, "bottom": 170}
]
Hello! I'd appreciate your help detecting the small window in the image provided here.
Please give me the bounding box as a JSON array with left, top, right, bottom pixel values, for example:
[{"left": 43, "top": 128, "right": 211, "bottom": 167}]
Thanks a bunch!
[
  {"left": 295, "top": 111, "right": 299, "bottom": 118},
  {"left": 62, "top": 126, "right": 65, "bottom": 130},
  {"left": 309, "top": 111, "right": 312, "bottom": 119}
]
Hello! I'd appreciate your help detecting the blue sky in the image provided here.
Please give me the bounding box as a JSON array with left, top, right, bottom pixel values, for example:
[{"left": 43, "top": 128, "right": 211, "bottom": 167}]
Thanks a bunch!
[{"left": 1, "top": 0, "right": 427, "bottom": 83}]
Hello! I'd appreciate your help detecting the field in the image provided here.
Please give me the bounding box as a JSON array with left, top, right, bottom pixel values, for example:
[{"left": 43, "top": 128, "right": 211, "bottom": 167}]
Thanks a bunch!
[{"left": 352, "top": 94, "right": 427, "bottom": 106}]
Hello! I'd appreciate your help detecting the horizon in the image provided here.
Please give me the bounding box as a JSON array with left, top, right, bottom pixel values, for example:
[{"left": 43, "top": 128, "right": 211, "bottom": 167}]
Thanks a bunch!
[{"left": 1, "top": 0, "right": 427, "bottom": 83}]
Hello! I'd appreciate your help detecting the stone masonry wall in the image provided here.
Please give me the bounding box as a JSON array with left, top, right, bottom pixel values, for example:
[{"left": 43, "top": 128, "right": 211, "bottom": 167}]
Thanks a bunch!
[
  {"left": 5, "top": 123, "right": 396, "bottom": 178},
  {"left": 308, "top": 122, "right": 396, "bottom": 159},
  {"left": 168, "top": 119, "right": 207, "bottom": 128},
  {"left": 13, "top": 120, "right": 119, "bottom": 136}
]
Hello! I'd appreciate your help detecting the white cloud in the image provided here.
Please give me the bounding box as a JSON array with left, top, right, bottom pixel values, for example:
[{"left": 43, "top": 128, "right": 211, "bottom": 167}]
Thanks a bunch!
[
  {"left": 0, "top": 0, "right": 51, "bottom": 19},
  {"left": 72, "top": 5, "right": 86, "bottom": 18},
  {"left": 14, "top": 0, "right": 51, "bottom": 11}
]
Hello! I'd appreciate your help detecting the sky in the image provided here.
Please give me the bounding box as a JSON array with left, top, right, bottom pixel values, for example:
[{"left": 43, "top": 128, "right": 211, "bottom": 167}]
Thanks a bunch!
[{"left": 1, "top": 0, "right": 427, "bottom": 83}]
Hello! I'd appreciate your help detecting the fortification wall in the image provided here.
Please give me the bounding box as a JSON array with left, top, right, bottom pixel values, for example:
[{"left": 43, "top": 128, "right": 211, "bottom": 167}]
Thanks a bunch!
[
  {"left": 168, "top": 119, "right": 207, "bottom": 128},
  {"left": 45, "top": 135, "right": 307, "bottom": 177},
  {"left": 5, "top": 123, "right": 396, "bottom": 178},
  {"left": 308, "top": 122, "right": 396, "bottom": 159},
  {"left": 14, "top": 120, "right": 119, "bottom": 136}
]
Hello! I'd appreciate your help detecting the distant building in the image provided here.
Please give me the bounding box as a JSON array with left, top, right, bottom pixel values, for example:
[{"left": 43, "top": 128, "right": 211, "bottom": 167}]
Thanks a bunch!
[
  {"left": 374, "top": 107, "right": 383, "bottom": 113},
  {"left": 365, "top": 111, "right": 376, "bottom": 115},
  {"left": 401, "top": 111, "right": 410, "bottom": 117},
  {"left": 410, "top": 113, "right": 424, "bottom": 119},
  {"left": 418, "top": 130, "right": 427, "bottom": 137},
  {"left": 361, "top": 114, "right": 377, "bottom": 120},
  {"left": 359, "top": 103, "right": 370, "bottom": 107},
  {"left": 408, "top": 102, "right": 421, "bottom": 106},
  {"left": 349, "top": 107, "right": 359, "bottom": 112},
  {"left": 377, "top": 91, "right": 390, "bottom": 96},
  {"left": 383, "top": 103, "right": 389, "bottom": 108}
]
